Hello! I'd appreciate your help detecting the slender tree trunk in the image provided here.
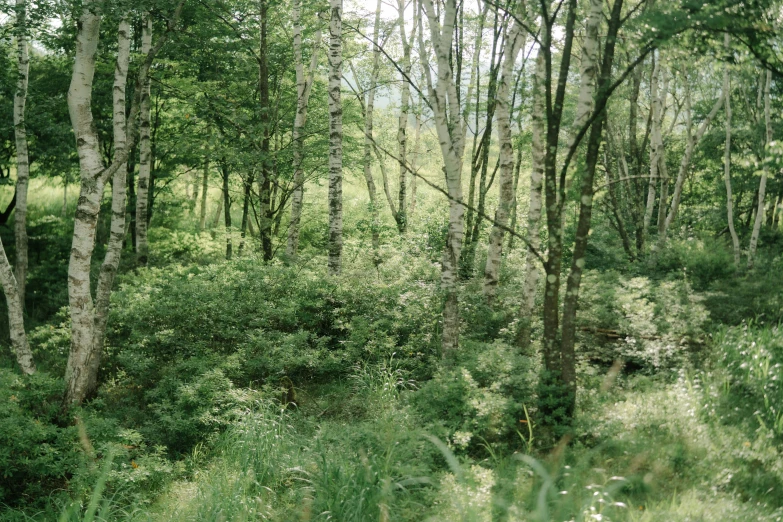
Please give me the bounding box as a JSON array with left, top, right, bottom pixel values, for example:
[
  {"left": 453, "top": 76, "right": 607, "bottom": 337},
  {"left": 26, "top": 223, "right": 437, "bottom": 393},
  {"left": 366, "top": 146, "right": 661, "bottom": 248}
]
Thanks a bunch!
[
  {"left": 409, "top": 86, "right": 422, "bottom": 217},
  {"left": 559, "top": 0, "right": 624, "bottom": 418},
  {"left": 199, "top": 155, "right": 209, "bottom": 231},
  {"left": 87, "top": 17, "right": 131, "bottom": 397},
  {"left": 461, "top": 2, "right": 489, "bottom": 251},
  {"left": 723, "top": 38, "right": 740, "bottom": 266},
  {"left": 239, "top": 174, "right": 253, "bottom": 255},
  {"left": 483, "top": 10, "right": 526, "bottom": 302},
  {"left": 13, "top": 0, "right": 29, "bottom": 304},
  {"left": 748, "top": 68, "right": 772, "bottom": 269},
  {"left": 287, "top": 0, "right": 321, "bottom": 260},
  {"left": 211, "top": 192, "right": 223, "bottom": 230},
  {"left": 0, "top": 241, "right": 32, "bottom": 374},
  {"left": 327, "top": 0, "right": 343, "bottom": 275},
  {"left": 258, "top": 0, "right": 273, "bottom": 261},
  {"left": 394, "top": 0, "right": 417, "bottom": 233},
  {"left": 421, "top": 0, "right": 465, "bottom": 355},
  {"left": 359, "top": 0, "right": 383, "bottom": 263},
  {"left": 643, "top": 55, "right": 662, "bottom": 236},
  {"left": 515, "top": 53, "right": 545, "bottom": 350},
  {"left": 462, "top": 10, "right": 501, "bottom": 277},
  {"left": 63, "top": 5, "right": 106, "bottom": 405},
  {"left": 135, "top": 13, "right": 152, "bottom": 266},
  {"left": 222, "top": 161, "right": 232, "bottom": 260},
  {"left": 658, "top": 79, "right": 723, "bottom": 249}
]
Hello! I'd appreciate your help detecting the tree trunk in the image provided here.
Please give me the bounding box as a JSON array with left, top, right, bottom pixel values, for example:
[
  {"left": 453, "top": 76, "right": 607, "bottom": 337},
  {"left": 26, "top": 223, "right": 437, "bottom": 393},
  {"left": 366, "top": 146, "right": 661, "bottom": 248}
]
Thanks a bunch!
[
  {"left": 199, "top": 155, "right": 209, "bottom": 231},
  {"left": 327, "top": 0, "right": 343, "bottom": 275},
  {"left": 658, "top": 79, "right": 723, "bottom": 249},
  {"left": 286, "top": 0, "right": 321, "bottom": 260},
  {"left": 359, "top": 0, "right": 383, "bottom": 264},
  {"left": 420, "top": 0, "right": 465, "bottom": 355},
  {"left": 748, "top": 68, "right": 772, "bottom": 269},
  {"left": 461, "top": 10, "right": 501, "bottom": 277},
  {"left": 643, "top": 55, "right": 662, "bottom": 236},
  {"left": 13, "top": 0, "right": 29, "bottom": 304},
  {"left": 135, "top": 13, "right": 152, "bottom": 266},
  {"left": 723, "top": 37, "right": 740, "bottom": 267},
  {"left": 88, "top": 17, "right": 131, "bottom": 397},
  {"left": 394, "top": 0, "right": 417, "bottom": 233},
  {"left": 258, "top": 0, "right": 273, "bottom": 261},
  {"left": 483, "top": 9, "right": 526, "bottom": 302},
  {"left": 559, "top": 0, "right": 624, "bottom": 419},
  {"left": 239, "top": 173, "right": 253, "bottom": 255},
  {"left": 222, "top": 161, "right": 232, "bottom": 260},
  {"left": 409, "top": 85, "right": 422, "bottom": 217},
  {"left": 211, "top": 191, "right": 223, "bottom": 230}
]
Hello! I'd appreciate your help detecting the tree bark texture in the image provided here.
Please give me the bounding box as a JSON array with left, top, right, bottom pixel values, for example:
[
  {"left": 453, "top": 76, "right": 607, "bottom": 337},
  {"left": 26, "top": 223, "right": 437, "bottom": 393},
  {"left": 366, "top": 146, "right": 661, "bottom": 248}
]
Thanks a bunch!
[
  {"left": 286, "top": 0, "right": 321, "bottom": 260},
  {"left": 14, "top": 0, "right": 29, "bottom": 304},
  {"left": 327, "top": 0, "right": 343, "bottom": 275},
  {"left": 748, "top": 68, "right": 772, "bottom": 268},
  {"left": 136, "top": 13, "right": 153, "bottom": 266},
  {"left": 483, "top": 8, "right": 527, "bottom": 302}
]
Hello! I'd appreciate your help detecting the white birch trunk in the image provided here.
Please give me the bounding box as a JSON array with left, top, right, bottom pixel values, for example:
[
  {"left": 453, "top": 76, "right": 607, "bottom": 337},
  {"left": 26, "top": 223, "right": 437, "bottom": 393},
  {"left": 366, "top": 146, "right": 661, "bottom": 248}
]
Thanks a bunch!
[
  {"left": 286, "top": 0, "right": 321, "bottom": 259},
  {"left": 659, "top": 80, "right": 723, "bottom": 245},
  {"left": 748, "top": 71, "right": 772, "bottom": 269},
  {"left": 394, "top": 0, "right": 417, "bottom": 233},
  {"left": 88, "top": 17, "right": 131, "bottom": 393},
  {"left": 136, "top": 13, "right": 152, "bottom": 266},
  {"left": 199, "top": 156, "right": 209, "bottom": 231},
  {"left": 64, "top": 4, "right": 106, "bottom": 405},
  {"left": 515, "top": 52, "right": 545, "bottom": 350},
  {"left": 0, "top": 241, "right": 32, "bottom": 374},
  {"left": 409, "top": 86, "right": 422, "bottom": 217},
  {"left": 13, "top": 0, "right": 29, "bottom": 303},
  {"left": 644, "top": 57, "right": 662, "bottom": 233},
  {"left": 360, "top": 0, "right": 383, "bottom": 260},
  {"left": 748, "top": 69, "right": 772, "bottom": 268},
  {"left": 420, "top": 0, "right": 465, "bottom": 354},
  {"left": 483, "top": 10, "right": 526, "bottom": 301},
  {"left": 327, "top": 0, "right": 343, "bottom": 275},
  {"left": 723, "top": 37, "right": 740, "bottom": 266}
]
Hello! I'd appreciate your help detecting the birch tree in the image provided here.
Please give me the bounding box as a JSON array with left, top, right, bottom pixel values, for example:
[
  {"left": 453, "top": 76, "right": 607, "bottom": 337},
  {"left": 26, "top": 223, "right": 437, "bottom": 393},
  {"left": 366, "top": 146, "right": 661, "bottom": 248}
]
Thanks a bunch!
[
  {"left": 419, "top": 0, "right": 465, "bottom": 354},
  {"left": 286, "top": 0, "right": 321, "bottom": 260},
  {"left": 483, "top": 6, "right": 526, "bottom": 302},
  {"left": 349, "top": 0, "right": 383, "bottom": 263},
  {"left": 748, "top": 68, "right": 772, "bottom": 268},
  {"left": 87, "top": 16, "right": 131, "bottom": 391},
  {"left": 64, "top": 2, "right": 184, "bottom": 405},
  {"left": 136, "top": 13, "right": 153, "bottom": 266},
  {"left": 13, "top": 0, "right": 29, "bottom": 303},
  {"left": 327, "top": 0, "right": 343, "bottom": 275},
  {"left": 657, "top": 77, "right": 724, "bottom": 249},
  {"left": 723, "top": 35, "right": 741, "bottom": 267}
]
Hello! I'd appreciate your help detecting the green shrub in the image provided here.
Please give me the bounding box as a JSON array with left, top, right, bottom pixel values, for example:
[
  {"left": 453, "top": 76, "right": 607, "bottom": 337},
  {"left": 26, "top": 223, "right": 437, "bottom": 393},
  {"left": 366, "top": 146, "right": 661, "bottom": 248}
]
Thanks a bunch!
[
  {"left": 412, "top": 340, "right": 537, "bottom": 453},
  {"left": 578, "top": 271, "right": 709, "bottom": 373},
  {"left": 0, "top": 370, "right": 79, "bottom": 507}
]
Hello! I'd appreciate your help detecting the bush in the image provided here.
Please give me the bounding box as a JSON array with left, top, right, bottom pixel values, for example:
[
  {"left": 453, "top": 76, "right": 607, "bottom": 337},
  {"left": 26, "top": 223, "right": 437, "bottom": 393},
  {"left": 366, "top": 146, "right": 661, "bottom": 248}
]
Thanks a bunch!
[
  {"left": 578, "top": 271, "right": 710, "bottom": 373},
  {"left": 411, "top": 340, "right": 537, "bottom": 453},
  {"left": 0, "top": 370, "right": 78, "bottom": 507}
]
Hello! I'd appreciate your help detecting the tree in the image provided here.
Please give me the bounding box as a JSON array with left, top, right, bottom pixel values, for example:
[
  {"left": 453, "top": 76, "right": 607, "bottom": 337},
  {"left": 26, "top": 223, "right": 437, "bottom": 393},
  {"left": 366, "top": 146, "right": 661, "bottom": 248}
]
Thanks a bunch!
[
  {"left": 286, "top": 0, "right": 321, "bottom": 260},
  {"left": 419, "top": 0, "right": 466, "bottom": 354},
  {"left": 327, "top": 0, "right": 343, "bottom": 275},
  {"left": 136, "top": 12, "right": 153, "bottom": 266},
  {"left": 483, "top": 4, "right": 527, "bottom": 302}
]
